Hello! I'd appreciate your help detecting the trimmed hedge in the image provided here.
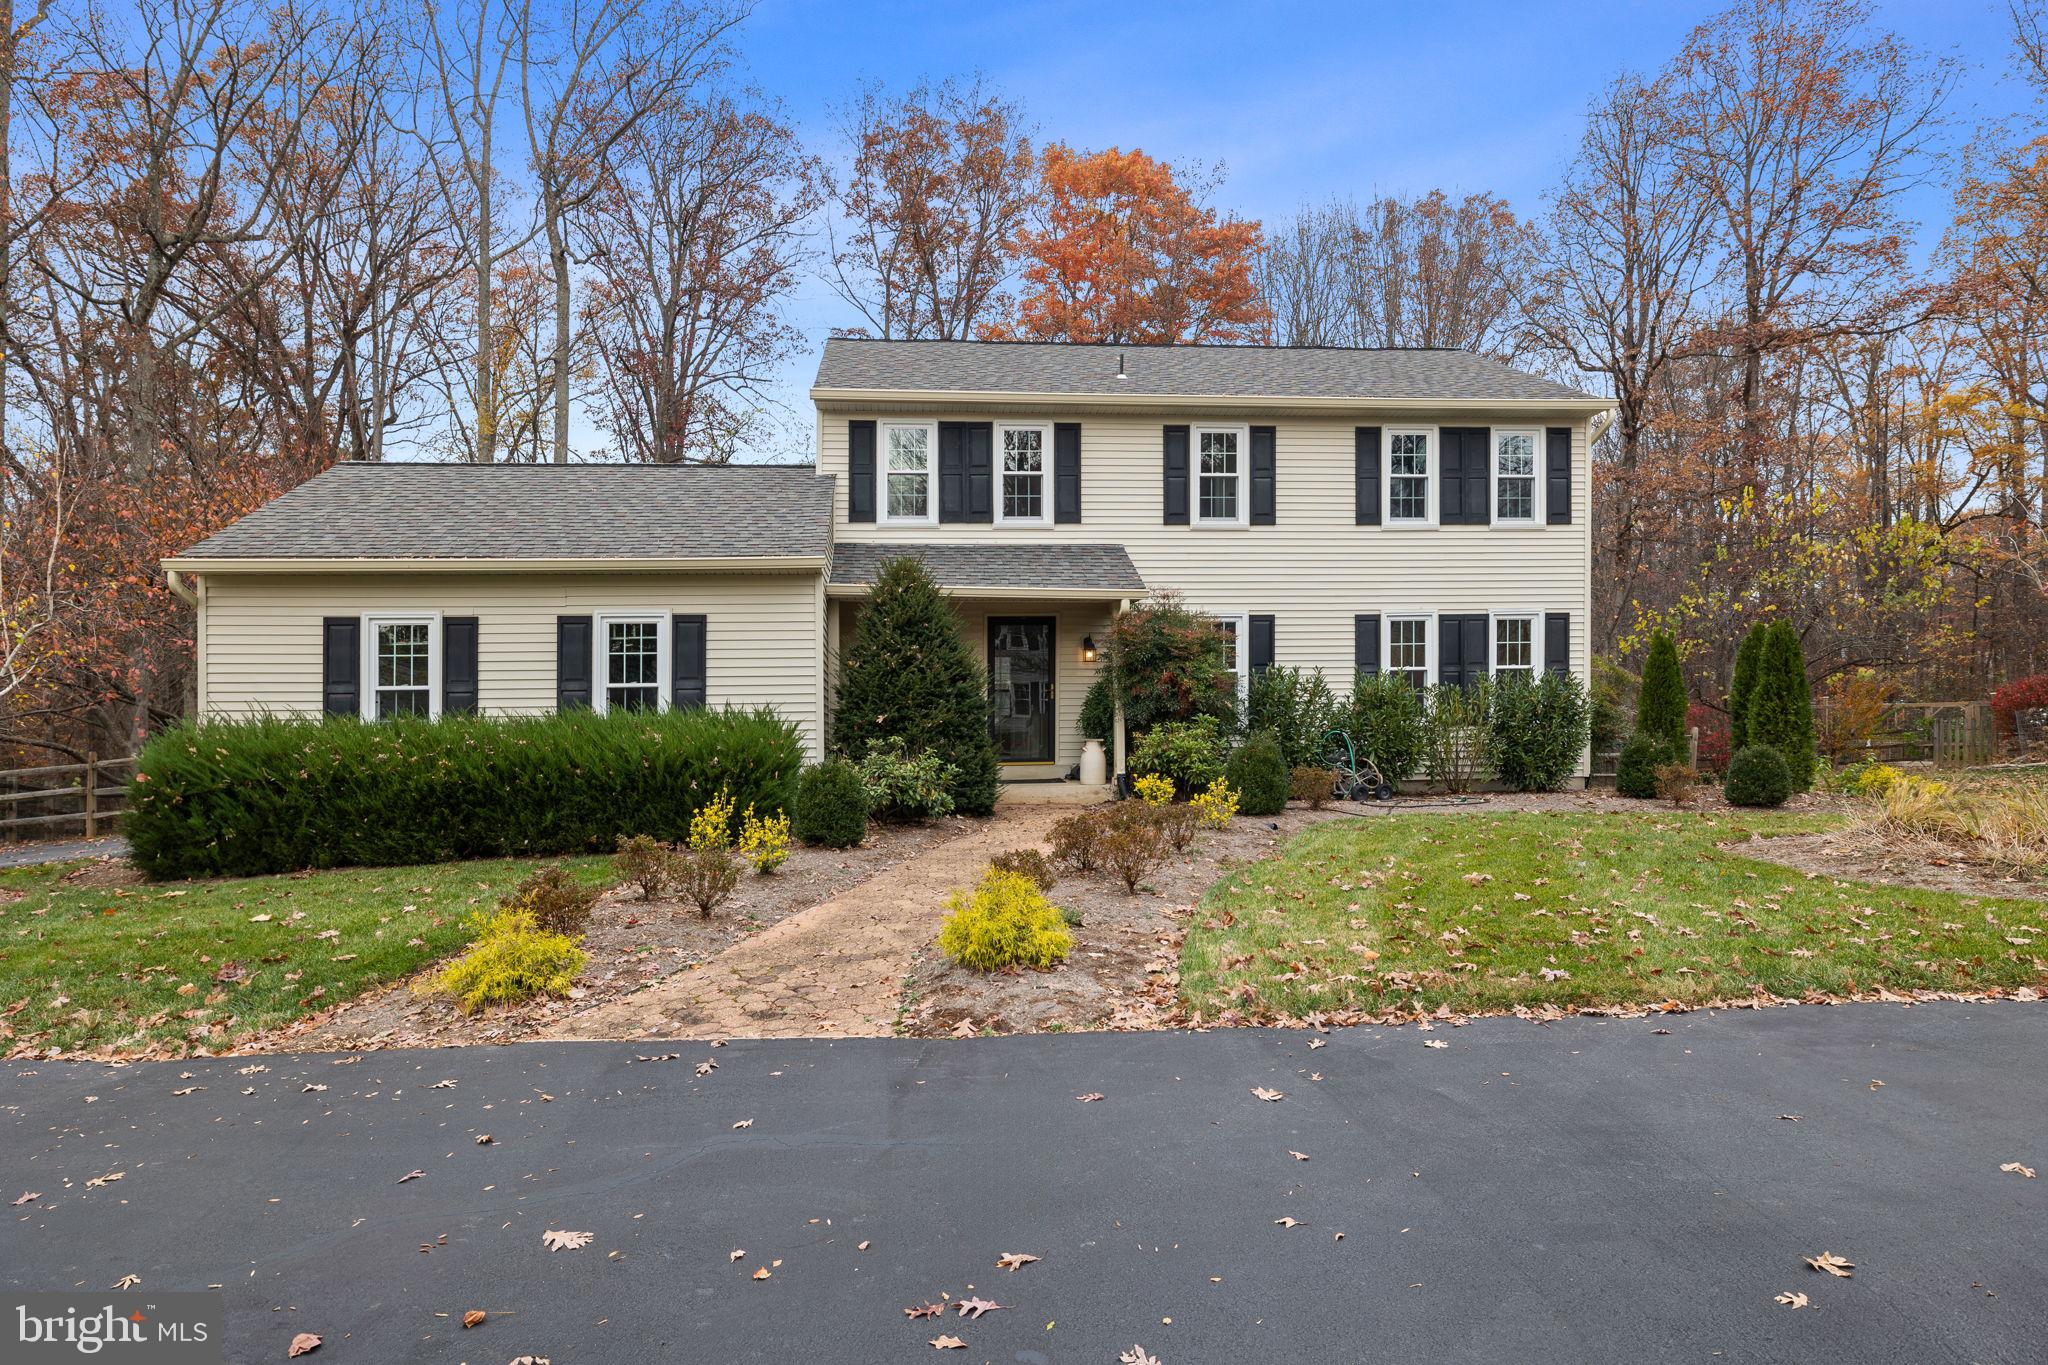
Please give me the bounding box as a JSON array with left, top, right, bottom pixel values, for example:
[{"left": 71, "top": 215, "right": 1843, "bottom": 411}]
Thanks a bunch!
[
  {"left": 791, "top": 759, "right": 869, "bottom": 848},
  {"left": 1615, "top": 732, "right": 1672, "bottom": 800},
  {"left": 1724, "top": 744, "right": 1794, "bottom": 808},
  {"left": 1225, "top": 730, "right": 1290, "bottom": 816},
  {"left": 127, "top": 707, "right": 804, "bottom": 880}
]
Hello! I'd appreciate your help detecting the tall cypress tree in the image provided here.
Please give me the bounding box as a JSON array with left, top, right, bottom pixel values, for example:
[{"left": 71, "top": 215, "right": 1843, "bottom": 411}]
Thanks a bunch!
[
  {"left": 1727, "top": 623, "right": 1766, "bottom": 752},
  {"left": 1635, "top": 630, "right": 1688, "bottom": 753},
  {"left": 831, "top": 556, "right": 1001, "bottom": 815},
  {"left": 1748, "top": 621, "right": 1817, "bottom": 790}
]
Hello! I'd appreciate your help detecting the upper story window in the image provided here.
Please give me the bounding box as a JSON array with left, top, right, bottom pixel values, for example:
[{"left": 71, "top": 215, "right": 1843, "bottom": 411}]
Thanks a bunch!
[
  {"left": 880, "top": 421, "right": 937, "bottom": 524},
  {"left": 1386, "top": 429, "right": 1434, "bottom": 525},
  {"left": 1494, "top": 614, "right": 1536, "bottom": 679},
  {"left": 1388, "top": 616, "right": 1429, "bottom": 692},
  {"left": 597, "top": 613, "right": 665, "bottom": 714},
  {"left": 368, "top": 615, "right": 436, "bottom": 719},
  {"left": 1195, "top": 425, "right": 1247, "bottom": 525},
  {"left": 997, "top": 423, "right": 1050, "bottom": 525},
  {"left": 1495, "top": 429, "right": 1539, "bottom": 524}
]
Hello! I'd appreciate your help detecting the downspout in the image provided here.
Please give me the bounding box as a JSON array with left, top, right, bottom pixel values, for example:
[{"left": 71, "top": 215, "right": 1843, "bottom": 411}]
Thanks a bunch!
[
  {"left": 164, "top": 568, "right": 198, "bottom": 606},
  {"left": 1588, "top": 410, "right": 1617, "bottom": 448}
]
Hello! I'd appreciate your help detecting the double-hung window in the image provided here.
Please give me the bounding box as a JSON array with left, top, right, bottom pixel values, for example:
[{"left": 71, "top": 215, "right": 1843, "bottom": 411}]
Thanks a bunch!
[
  {"left": 365, "top": 614, "right": 437, "bottom": 719},
  {"left": 997, "top": 423, "right": 1050, "bottom": 525},
  {"left": 1209, "top": 614, "right": 1248, "bottom": 702},
  {"left": 597, "top": 614, "right": 665, "bottom": 714},
  {"left": 1386, "top": 429, "right": 1434, "bottom": 525},
  {"left": 1494, "top": 614, "right": 1536, "bottom": 680},
  {"left": 1194, "top": 425, "right": 1247, "bottom": 525},
  {"left": 880, "top": 421, "right": 936, "bottom": 524},
  {"left": 1387, "top": 616, "right": 1430, "bottom": 692},
  {"left": 1494, "top": 429, "right": 1539, "bottom": 524}
]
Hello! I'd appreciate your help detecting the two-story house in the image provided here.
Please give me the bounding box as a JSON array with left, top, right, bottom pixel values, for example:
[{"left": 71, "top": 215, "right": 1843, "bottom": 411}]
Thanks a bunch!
[{"left": 166, "top": 339, "right": 1612, "bottom": 787}]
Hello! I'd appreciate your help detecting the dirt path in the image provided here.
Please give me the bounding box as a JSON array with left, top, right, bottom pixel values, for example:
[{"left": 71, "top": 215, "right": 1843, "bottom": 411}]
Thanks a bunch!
[{"left": 546, "top": 804, "right": 1070, "bottom": 1041}]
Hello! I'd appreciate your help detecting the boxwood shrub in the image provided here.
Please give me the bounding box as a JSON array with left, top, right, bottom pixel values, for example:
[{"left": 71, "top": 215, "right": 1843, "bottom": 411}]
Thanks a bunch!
[
  {"left": 126, "top": 707, "right": 803, "bottom": 879},
  {"left": 1723, "top": 743, "right": 1794, "bottom": 808}
]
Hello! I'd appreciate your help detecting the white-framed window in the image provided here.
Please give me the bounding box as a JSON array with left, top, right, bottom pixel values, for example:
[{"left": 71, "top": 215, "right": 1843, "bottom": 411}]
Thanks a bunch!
[
  {"left": 996, "top": 422, "right": 1051, "bottom": 525},
  {"left": 595, "top": 613, "right": 667, "bottom": 714},
  {"left": 1209, "top": 614, "right": 1249, "bottom": 701},
  {"left": 363, "top": 613, "right": 439, "bottom": 720},
  {"left": 1494, "top": 429, "right": 1540, "bottom": 524},
  {"left": 1385, "top": 427, "right": 1436, "bottom": 526},
  {"left": 1494, "top": 613, "right": 1537, "bottom": 679},
  {"left": 1386, "top": 615, "right": 1430, "bottom": 692},
  {"left": 1194, "top": 424, "right": 1248, "bottom": 525},
  {"left": 879, "top": 420, "right": 937, "bottom": 524}
]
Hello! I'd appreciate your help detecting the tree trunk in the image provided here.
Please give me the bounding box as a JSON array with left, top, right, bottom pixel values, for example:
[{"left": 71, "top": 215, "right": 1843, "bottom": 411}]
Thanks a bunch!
[
  {"left": 549, "top": 213, "right": 570, "bottom": 463},
  {"left": 473, "top": 125, "right": 495, "bottom": 464}
]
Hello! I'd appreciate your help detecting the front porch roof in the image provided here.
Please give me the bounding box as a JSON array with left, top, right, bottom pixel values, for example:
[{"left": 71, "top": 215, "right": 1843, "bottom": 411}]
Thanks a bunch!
[{"left": 827, "top": 541, "right": 1145, "bottom": 600}]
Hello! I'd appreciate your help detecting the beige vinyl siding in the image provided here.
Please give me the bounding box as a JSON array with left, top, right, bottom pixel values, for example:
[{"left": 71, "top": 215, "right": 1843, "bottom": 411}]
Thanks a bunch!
[
  {"left": 197, "top": 569, "right": 826, "bottom": 759},
  {"left": 821, "top": 406, "right": 1595, "bottom": 770}
]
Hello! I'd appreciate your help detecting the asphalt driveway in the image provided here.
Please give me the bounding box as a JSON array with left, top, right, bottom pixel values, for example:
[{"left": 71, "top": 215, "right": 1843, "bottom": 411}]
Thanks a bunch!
[{"left": 3, "top": 1005, "right": 2043, "bottom": 1363}]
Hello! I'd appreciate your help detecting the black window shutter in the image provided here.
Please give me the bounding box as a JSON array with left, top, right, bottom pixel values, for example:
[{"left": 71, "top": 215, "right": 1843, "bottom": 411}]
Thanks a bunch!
[
  {"left": 1544, "top": 612, "right": 1571, "bottom": 676},
  {"left": 556, "top": 615, "right": 593, "bottom": 710},
  {"left": 1054, "top": 423, "right": 1082, "bottom": 523},
  {"left": 847, "top": 420, "right": 876, "bottom": 523},
  {"left": 321, "top": 617, "right": 360, "bottom": 716},
  {"left": 672, "top": 614, "right": 707, "bottom": 710},
  {"left": 1436, "top": 613, "right": 1461, "bottom": 690},
  {"left": 937, "top": 422, "right": 967, "bottom": 523},
  {"left": 1355, "top": 427, "right": 1381, "bottom": 525},
  {"left": 1438, "top": 429, "right": 1464, "bottom": 523},
  {"left": 1438, "top": 613, "right": 1489, "bottom": 689},
  {"left": 1162, "top": 425, "right": 1189, "bottom": 525},
  {"left": 1465, "top": 432, "right": 1490, "bottom": 525},
  {"left": 1249, "top": 426, "right": 1277, "bottom": 525},
  {"left": 1441, "top": 428, "right": 1489, "bottom": 526},
  {"left": 966, "top": 422, "right": 993, "bottom": 523},
  {"left": 1546, "top": 427, "right": 1572, "bottom": 524},
  {"left": 1249, "top": 615, "right": 1275, "bottom": 674},
  {"left": 1354, "top": 614, "right": 1381, "bottom": 673},
  {"left": 442, "top": 617, "right": 479, "bottom": 715}
]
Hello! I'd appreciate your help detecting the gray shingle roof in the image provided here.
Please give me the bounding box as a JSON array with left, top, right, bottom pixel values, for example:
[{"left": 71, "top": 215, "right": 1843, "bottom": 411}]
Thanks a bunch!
[
  {"left": 814, "top": 338, "right": 1598, "bottom": 403},
  {"left": 173, "top": 463, "right": 835, "bottom": 562},
  {"left": 829, "top": 542, "right": 1145, "bottom": 595}
]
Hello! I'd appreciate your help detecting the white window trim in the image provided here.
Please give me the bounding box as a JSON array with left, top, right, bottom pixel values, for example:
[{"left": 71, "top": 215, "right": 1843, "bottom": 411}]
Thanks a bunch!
[
  {"left": 361, "top": 611, "right": 441, "bottom": 721},
  {"left": 1383, "top": 613, "right": 1434, "bottom": 689},
  {"left": 994, "top": 421, "right": 1054, "bottom": 527},
  {"left": 1383, "top": 425, "right": 1439, "bottom": 528},
  {"left": 592, "top": 611, "right": 670, "bottom": 716},
  {"left": 1208, "top": 613, "right": 1250, "bottom": 704},
  {"left": 1491, "top": 610, "right": 1540, "bottom": 679},
  {"left": 1491, "top": 427, "right": 1543, "bottom": 527},
  {"left": 1192, "top": 423, "right": 1250, "bottom": 528},
  {"left": 877, "top": 419, "right": 939, "bottom": 526}
]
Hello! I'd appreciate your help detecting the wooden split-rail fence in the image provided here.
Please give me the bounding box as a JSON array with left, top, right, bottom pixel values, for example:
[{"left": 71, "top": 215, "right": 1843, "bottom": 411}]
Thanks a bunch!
[{"left": 0, "top": 754, "right": 137, "bottom": 841}]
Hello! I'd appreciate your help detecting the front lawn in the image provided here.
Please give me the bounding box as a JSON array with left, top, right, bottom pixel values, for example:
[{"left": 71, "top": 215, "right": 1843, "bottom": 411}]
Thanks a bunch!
[
  {"left": 0, "top": 855, "right": 614, "bottom": 1057},
  {"left": 1180, "top": 810, "right": 2047, "bottom": 1020}
]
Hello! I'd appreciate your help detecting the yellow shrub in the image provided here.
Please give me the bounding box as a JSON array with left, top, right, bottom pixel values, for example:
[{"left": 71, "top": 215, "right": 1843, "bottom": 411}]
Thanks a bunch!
[
  {"left": 426, "top": 908, "right": 587, "bottom": 1013},
  {"left": 1133, "top": 773, "right": 1176, "bottom": 807},
  {"left": 1845, "top": 763, "right": 1906, "bottom": 797},
  {"left": 1189, "top": 778, "right": 1240, "bottom": 828},
  {"left": 689, "top": 788, "right": 737, "bottom": 852},
  {"left": 937, "top": 868, "right": 1072, "bottom": 972},
  {"left": 737, "top": 805, "right": 792, "bottom": 874}
]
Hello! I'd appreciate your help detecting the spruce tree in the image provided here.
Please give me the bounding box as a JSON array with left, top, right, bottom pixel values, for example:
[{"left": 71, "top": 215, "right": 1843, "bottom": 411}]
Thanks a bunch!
[
  {"left": 1727, "top": 623, "right": 1765, "bottom": 752},
  {"left": 831, "top": 556, "right": 1001, "bottom": 815},
  {"left": 1748, "top": 621, "right": 1817, "bottom": 790},
  {"left": 1635, "top": 630, "right": 1688, "bottom": 753}
]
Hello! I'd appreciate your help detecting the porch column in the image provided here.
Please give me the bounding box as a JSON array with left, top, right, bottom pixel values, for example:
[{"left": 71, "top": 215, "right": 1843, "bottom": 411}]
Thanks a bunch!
[{"left": 1111, "top": 597, "right": 1129, "bottom": 784}]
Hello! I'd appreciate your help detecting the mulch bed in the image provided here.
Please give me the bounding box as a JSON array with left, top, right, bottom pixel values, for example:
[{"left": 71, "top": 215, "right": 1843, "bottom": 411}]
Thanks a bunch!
[
  {"left": 1739, "top": 827, "right": 2047, "bottom": 903},
  {"left": 250, "top": 819, "right": 968, "bottom": 1052}
]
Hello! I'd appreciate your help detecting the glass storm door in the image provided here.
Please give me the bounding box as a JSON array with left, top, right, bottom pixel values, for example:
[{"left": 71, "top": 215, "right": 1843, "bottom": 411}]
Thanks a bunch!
[{"left": 988, "top": 617, "right": 1055, "bottom": 763}]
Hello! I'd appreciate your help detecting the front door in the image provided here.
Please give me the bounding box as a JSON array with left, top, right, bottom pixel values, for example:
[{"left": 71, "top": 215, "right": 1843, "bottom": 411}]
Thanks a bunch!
[{"left": 988, "top": 616, "right": 1055, "bottom": 763}]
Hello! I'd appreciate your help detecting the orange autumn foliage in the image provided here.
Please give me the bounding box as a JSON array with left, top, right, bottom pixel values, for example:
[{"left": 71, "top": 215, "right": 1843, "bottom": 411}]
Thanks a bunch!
[{"left": 991, "top": 145, "right": 1267, "bottom": 345}]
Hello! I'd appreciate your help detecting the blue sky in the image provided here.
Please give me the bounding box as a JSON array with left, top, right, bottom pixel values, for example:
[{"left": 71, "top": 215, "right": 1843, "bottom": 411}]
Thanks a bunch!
[{"left": 725, "top": 0, "right": 2035, "bottom": 458}]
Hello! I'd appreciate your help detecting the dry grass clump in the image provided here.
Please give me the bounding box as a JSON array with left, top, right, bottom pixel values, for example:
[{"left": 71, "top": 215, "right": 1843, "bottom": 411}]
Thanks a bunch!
[{"left": 1868, "top": 776, "right": 2048, "bottom": 876}]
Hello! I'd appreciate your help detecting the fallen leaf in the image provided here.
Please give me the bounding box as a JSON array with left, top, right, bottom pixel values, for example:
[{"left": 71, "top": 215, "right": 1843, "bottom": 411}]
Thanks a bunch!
[
  {"left": 996, "top": 1251, "right": 1040, "bottom": 1271},
  {"left": 903, "top": 1303, "right": 944, "bottom": 1320},
  {"left": 1274, "top": 1217, "right": 1302, "bottom": 1228},
  {"left": 1075, "top": 1092, "right": 1105, "bottom": 1103},
  {"left": 542, "top": 1229, "right": 593, "bottom": 1252},
  {"left": 2000, "top": 1162, "right": 2036, "bottom": 1178},
  {"left": 954, "top": 1296, "right": 1008, "bottom": 1319},
  {"left": 1423, "top": 1040, "right": 1449, "bottom": 1050},
  {"left": 12, "top": 1192, "right": 39, "bottom": 1206},
  {"left": 302, "top": 1084, "right": 327, "bottom": 1094},
  {"left": 732, "top": 1119, "right": 753, "bottom": 1130},
  {"left": 84, "top": 1171, "right": 123, "bottom": 1189},
  {"left": 113, "top": 1274, "right": 140, "bottom": 1290},
  {"left": 930, "top": 1336, "right": 966, "bottom": 1350},
  {"left": 397, "top": 1170, "right": 425, "bottom": 1184},
  {"left": 752, "top": 1266, "right": 771, "bottom": 1281},
  {"left": 429, "top": 1079, "right": 458, "bottom": 1089},
  {"left": 1804, "top": 1251, "right": 1854, "bottom": 1278},
  {"left": 1250, "top": 1087, "right": 1284, "bottom": 1102},
  {"left": 695, "top": 1060, "right": 717, "bottom": 1076},
  {"left": 1775, "top": 1291, "right": 1809, "bottom": 1309},
  {"left": 857, "top": 1240, "right": 871, "bottom": 1250},
  {"left": 507, "top": 1358, "right": 551, "bottom": 1365},
  {"left": 1779, "top": 1114, "right": 1802, "bottom": 1122},
  {"left": 729, "top": 1249, "right": 745, "bottom": 1262},
  {"left": 462, "top": 1310, "right": 486, "bottom": 1328},
  {"left": 1307, "top": 1038, "right": 1326, "bottom": 1050},
  {"left": 287, "top": 1332, "right": 321, "bottom": 1357},
  {"left": 1120, "top": 1347, "right": 1162, "bottom": 1365},
  {"left": 171, "top": 1086, "right": 201, "bottom": 1096}
]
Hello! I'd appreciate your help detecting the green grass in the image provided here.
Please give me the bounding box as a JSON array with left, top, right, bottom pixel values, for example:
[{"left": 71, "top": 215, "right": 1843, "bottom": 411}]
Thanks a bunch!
[
  {"left": 0, "top": 855, "right": 615, "bottom": 1057},
  {"left": 1180, "top": 811, "right": 2048, "bottom": 1019}
]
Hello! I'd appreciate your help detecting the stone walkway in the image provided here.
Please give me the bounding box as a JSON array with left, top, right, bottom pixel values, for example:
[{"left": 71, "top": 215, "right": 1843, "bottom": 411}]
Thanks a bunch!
[{"left": 546, "top": 803, "right": 1070, "bottom": 1041}]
